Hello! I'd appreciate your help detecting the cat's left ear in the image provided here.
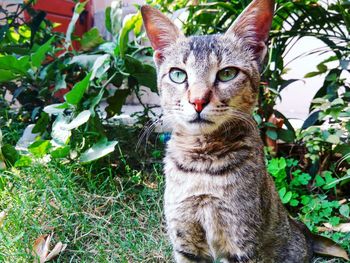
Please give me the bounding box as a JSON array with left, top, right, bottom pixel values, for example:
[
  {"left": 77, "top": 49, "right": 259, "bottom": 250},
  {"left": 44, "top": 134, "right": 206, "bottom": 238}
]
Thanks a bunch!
[
  {"left": 141, "top": 5, "right": 183, "bottom": 64},
  {"left": 225, "top": 0, "right": 275, "bottom": 63}
]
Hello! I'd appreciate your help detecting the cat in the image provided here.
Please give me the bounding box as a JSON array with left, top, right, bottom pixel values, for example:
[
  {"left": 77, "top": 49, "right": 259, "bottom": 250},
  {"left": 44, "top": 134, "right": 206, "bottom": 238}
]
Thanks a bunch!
[{"left": 140, "top": 1, "right": 349, "bottom": 262}]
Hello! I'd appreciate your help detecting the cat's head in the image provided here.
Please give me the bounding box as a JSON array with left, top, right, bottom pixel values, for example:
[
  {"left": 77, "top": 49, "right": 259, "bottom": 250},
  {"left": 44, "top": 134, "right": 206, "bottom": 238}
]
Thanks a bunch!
[{"left": 141, "top": 0, "right": 274, "bottom": 135}]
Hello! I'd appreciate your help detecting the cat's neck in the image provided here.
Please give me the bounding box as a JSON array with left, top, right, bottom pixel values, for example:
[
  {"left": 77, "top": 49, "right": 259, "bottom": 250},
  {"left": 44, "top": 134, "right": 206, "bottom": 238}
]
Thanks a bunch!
[{"left": 168, "top": 123, "right": 259, "bottom": 156}]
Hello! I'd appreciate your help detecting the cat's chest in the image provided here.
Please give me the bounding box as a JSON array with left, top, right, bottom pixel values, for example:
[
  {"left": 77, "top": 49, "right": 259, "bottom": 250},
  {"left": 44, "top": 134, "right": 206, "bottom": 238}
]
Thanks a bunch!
[{"left": 163, "top": 157, "right": 237, "bottom": 203}]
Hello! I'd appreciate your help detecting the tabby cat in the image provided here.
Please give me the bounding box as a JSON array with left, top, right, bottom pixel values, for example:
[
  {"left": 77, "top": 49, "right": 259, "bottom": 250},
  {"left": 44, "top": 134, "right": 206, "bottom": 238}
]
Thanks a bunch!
[{"left": 141, "top": 1, "right": 349, "bottom": 262}]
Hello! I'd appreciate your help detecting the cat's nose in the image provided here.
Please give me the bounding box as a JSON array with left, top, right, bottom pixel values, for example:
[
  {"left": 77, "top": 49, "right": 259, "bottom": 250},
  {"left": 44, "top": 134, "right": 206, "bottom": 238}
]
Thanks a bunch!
[{"left": 190, "top": 98, "right": 209, "bottom": 113}]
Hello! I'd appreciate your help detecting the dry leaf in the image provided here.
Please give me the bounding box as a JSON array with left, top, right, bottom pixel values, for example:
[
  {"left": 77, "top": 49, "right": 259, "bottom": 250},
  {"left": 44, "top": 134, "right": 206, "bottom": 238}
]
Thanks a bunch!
[
  {"left": 0, "top": 210, "right": 6, "bottom": 227},
  {"left": 312, "top": 233, "right": 350, "bottom": 260},
  {"left": 46, "top": 242, "right": 67, "bottom": 261},
  {"left": 33, "top": 233, "right": 67, "bottom": 263},
  {"left": 322, "top": 223, "right": 350, "bottom": 233},
  {"left": 339, "top": 199, "right": 347, "bottom": 205}
]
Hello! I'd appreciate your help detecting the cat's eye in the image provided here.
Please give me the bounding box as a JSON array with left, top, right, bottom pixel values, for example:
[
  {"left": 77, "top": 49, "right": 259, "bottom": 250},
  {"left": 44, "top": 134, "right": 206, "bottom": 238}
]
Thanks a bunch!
[
  {"left": 217, "top": 67, "right": 238, "bottom": 82},
  {"left": 169, "top": 68, "right": 187, "bottom": 84}
]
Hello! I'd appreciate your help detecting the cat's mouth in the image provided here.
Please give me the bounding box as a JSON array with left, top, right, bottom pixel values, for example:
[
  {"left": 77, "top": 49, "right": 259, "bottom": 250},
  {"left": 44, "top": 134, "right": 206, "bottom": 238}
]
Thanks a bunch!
[{"left": 188, "top": 115, "right": 214, "bottom": 124}]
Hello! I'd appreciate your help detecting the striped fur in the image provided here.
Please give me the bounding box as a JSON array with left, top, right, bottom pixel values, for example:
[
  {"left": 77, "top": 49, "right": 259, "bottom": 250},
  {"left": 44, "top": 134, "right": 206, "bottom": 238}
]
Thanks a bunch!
[{"left": 141, "top": 1, "right": 315, "bottom": 262}]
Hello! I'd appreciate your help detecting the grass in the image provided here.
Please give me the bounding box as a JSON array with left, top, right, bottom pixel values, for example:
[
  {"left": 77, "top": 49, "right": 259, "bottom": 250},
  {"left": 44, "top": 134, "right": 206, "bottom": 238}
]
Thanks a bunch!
[{"left": 0, "top": 161, "right": 172, "bottom": 262}]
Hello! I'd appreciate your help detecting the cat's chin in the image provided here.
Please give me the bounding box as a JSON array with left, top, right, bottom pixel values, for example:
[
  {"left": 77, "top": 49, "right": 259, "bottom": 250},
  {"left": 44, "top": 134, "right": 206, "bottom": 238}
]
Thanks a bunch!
[{"left": 174, "top": 121, "right": 219, "bottom": 135}]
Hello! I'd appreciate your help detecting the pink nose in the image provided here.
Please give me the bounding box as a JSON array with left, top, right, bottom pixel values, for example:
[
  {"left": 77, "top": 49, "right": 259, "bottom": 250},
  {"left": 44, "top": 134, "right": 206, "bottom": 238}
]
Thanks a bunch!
[{"left": 190, "top": 98, "right": 209, "bottom": 113}]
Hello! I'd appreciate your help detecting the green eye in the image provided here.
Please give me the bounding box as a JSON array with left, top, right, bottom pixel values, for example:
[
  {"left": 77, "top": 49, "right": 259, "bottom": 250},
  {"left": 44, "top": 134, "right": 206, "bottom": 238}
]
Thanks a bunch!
[
  {"left": 169, "top": 68, "right": 187, "bottom": 84},
  {"left": 217, "top": 67, "right": 238, "bottom": 82}
]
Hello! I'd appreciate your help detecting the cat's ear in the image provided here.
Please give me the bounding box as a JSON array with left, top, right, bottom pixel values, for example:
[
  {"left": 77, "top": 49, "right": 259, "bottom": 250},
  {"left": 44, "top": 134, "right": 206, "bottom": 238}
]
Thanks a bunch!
[
  {"left": 141, "top": 5, "right": 183, "bottom": 64},
  {"left": 225, "top": 0, "right": 274, "bottom": 63}
]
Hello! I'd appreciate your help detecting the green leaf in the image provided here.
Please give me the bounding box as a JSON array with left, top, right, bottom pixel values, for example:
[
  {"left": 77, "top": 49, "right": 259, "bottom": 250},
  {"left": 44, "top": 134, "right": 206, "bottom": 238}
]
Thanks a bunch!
[
  {"left": 0, "top": 55, "right": 29, "bottom": 75},
  {"left": 51, "top": 115, "right": 71, "bottom": 146},
  {"left": 290, "top": 199, "right": 299, "bottom": 207},
  {"left": 54, "top": 74, "right": 67, "bottom": 92},
  {"left": 70, "top": 54, "right": 101, "bottom": 68},
  {"left": 105, "top": 89, "right": 130, "bottom": 118},
  {"left": 278, "top": 187, "right": 286, "bottom": 198},
  {"left": 44, "top": 103, "right": 69, "bottom": 115},
  {"left": 339, "top": 204, "right": 350, "bottom": 218},
  {"left": 51, "top": 146, "right": 70, "bottom": 159},
  {"left": 315, "top": 175, "right": 326, "bottom": 187},
  {"left": 14, "top": 155, "right": 32, "bottom": 167},
  {"left": 105, "top": 6, "right": 112, "bottom": 33},
  {"left": 329, "top": 216, "right": 340, "bottom": 227},
  {"left": 304, "top": 71, "right": 323, "bottom": 78},
  {"left": 266, "top": 130, "right": 278, "bottom": 140},
  {"left": 0, "top": 24, "right": 9, "bottom": 42},
  {"left": 65, "top": 1, "right": 88, "bottom": 48},
  {"left": 124, "top": 55, "right": 157, "bottom": 92},
  {"left": 31, "top": 36, "right": 55, "bottom": 68},
  {"left": 1, "top": 144, "right": 19, "bottom": 165},
  {"left": 65, "top": 73, "right": 92, "bottom": 106},
  {"left": 317, "top": 63, "right": 328, "bottom": 73},
  {"left": 301, "top": 195, "right": 311, "bottom": 205},
  {"left": 28, "top": 140, "right": 51, "bottom": 158},
  {"left": 325, "top": 134, "right": 340, "bottom": 144},
  {"left": 111, "top": 73, "right": 124, "bottom": 87},
  {"left": 0, "top": 69, "right": 17, "bottom": 82},
  {"left": 279, "top": 187, "right": 292, "bottom": 204},
  {"left": 64, "top": 110, "right": 91, "bottom": 130},
  {"left": 323, "top": 172, "right": 337, "bottom": 190},
  {"left": 80, "top": 27, "right": 104, "bottom": 51},
  {"left": 331, "top": 98, "right": 344, "bottom": 106},
  {"left": 118, "top": 12, "right": 142, "bottom": 58},
  {"left": 277, "top": 129, "right": 295, "bottom": 143},
  {"left": 80, "top": 137, "right": 118, "bottom": 163},
  {"left": 32, "top": 112, "right": 49, "bottom": 134},
  {"left": 90, "top": 89, "right": 105, "bottom": 115},
  {"left": 91, "top": 54, "right": 110, "bottom": 80}
]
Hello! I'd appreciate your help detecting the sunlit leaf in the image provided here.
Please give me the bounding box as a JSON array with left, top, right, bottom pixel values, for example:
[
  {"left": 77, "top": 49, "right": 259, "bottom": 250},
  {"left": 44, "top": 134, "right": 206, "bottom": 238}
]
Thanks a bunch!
[
  {"left": 80, "top": 27, "right": 104, "bottom": 51},
  {"left": 65, "top": 73, "right": 92, "bottom": 106},
  {"left": 31, "top": 36, "right": 55, "bottom": 69},
  {"left": 80, "top": 137, "right": 118, "bottom": 163},
  {"left": 28, "top": 140, "right": 51, "bottom": 158}
]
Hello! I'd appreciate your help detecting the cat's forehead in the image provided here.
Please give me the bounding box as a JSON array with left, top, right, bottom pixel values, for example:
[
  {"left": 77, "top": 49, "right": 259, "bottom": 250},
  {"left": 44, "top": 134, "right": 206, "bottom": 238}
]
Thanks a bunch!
[{"left": 163, "top": 34, "right": 251, "bottom": 69}]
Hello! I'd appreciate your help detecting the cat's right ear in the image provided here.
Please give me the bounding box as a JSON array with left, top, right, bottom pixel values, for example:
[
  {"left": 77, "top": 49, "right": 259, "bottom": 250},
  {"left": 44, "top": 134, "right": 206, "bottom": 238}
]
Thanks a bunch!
[
  {"left": 225, "top": 0, "right": 275, "bottom": 64},
  {"left": 141, "top": 5, "right": 182, "bottom": 64}
]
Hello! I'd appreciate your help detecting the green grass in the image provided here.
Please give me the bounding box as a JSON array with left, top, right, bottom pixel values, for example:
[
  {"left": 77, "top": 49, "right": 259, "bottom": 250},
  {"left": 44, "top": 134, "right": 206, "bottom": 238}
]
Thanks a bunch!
[{"left": 0, "top": 162, "right": 172, "bottom": 262}]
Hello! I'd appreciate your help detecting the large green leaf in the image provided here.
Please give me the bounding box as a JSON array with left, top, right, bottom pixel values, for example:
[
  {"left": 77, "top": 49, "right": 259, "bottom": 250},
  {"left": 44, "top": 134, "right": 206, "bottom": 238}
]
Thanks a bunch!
[
  {"left": 65, "top": 73, "right": 92, "bottom": 106},
  {"left": 51, "top": 115, "right": 71, "bottom": 147},
  {"left": 105, "top": 6, "right": 112, "bottom": 33},
  {"left": 0, "top": 55, "right": 29, "bottom": 75},
  {"left": 64, "top": 110, "right": 91, "bottom": 130},
  {"left": 118, "top": 12, "right": 142, "bottom": 57},
  {"left": 31, "top": 36, "right": 55, "bottom": 68},
  {"left": 105, "top": 89, "right": 130, "bottom": 118},
  {"left": 1, "top": 144, "right": 19, "bottom": 166},
  {"left": 28, "top": 140, "right": 52, "bottom": 158},
  {"left": 91, "top": 54, "right": 110, "bottom": 80},
  {"left": 80, "top": 137, "right": 118, "bottom": 163},
  {"left": 124, "top": 55, "right": 157, "bottom": 92},
  {"left": 0, "top": 69, "right": 17, "bottom": 82},
  {"left": 51, "top": 146, "right": 70, "bottom": 159},
  {"left": 80, "top": 27, "right": 104, "bottom": 51},
  {"left": 32, "top": 112, "right": 49, "bottom": 134}
]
